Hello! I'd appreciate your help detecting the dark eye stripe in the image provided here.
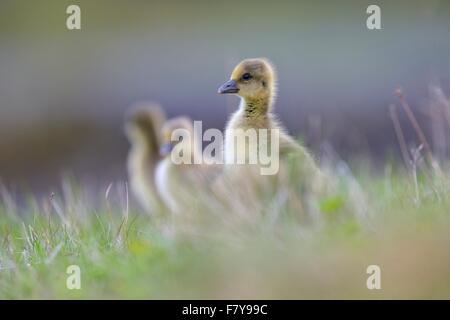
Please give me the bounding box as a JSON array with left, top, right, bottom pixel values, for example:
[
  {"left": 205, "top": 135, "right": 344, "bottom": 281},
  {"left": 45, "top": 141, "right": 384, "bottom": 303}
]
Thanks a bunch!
[{"left": 242, "top": 73, "right": 252, "bottom": 81}]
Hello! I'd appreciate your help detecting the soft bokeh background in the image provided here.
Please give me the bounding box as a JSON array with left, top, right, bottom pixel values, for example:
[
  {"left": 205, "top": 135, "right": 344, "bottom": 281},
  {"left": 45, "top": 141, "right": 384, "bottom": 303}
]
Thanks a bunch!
[{"left": 1, "top": 0, "right": 449, "bottom": 191}]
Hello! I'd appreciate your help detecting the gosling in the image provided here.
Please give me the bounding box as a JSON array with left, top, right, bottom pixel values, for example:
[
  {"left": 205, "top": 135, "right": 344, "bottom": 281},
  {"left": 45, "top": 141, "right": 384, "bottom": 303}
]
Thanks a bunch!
[
  {"left": 219, "top": 59, "right": 303, "bottom": 158},
  {"left": 217, "top": 58, "right": 327, "bottom": 220},
  {"left": 125, "top": 102, "right": 167, "bottom": 215},
  {"left": 155, "top": 117, "right": 222, "bottom": 214}
]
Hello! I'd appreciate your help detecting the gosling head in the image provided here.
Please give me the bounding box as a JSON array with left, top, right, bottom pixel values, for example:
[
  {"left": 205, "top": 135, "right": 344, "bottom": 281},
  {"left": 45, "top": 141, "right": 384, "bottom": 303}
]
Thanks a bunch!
[
  {"left": 218, "top": 58, "right": 276, "bottom": 102},
  {"left": 125, "top": 103, "right": 164, "bottom": 148},
  {"left": 160, "top": 117, "right": 194, "bottom": 157}
]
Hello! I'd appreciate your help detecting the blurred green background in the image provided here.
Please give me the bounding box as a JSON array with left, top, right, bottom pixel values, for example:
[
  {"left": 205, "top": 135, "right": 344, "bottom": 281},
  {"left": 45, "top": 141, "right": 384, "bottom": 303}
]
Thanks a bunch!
[{"left": 0, "top": 0, "right": 449, "bottom": 190}]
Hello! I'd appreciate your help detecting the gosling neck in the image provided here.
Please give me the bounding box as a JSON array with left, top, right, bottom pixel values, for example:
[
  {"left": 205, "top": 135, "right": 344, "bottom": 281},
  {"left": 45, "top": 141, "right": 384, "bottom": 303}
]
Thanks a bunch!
[{"left": 241, "top": 94, "right": 272, "bottom": 118}]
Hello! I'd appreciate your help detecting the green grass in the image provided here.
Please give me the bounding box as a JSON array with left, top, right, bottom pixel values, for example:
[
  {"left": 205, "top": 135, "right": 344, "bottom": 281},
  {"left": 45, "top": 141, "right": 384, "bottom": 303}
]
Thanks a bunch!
[{"left": 0, "top": 166, "right": 450, "bottom": 299}]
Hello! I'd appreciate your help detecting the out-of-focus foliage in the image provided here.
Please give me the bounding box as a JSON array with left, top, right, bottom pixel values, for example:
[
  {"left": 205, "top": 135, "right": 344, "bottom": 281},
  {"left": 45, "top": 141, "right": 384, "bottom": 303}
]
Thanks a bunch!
[{"left": 0, "top": 166, "right": 449, "bottom": 299}]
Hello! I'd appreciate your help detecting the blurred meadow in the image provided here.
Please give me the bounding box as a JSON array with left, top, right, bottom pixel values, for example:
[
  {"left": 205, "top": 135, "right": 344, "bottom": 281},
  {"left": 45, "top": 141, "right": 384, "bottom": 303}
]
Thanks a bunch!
[
  {"left": 1, "top": 170, "right": 450, "bottom": 299},
  {"left": 1, "top": 0, "right": 450, "bottom": 299}
]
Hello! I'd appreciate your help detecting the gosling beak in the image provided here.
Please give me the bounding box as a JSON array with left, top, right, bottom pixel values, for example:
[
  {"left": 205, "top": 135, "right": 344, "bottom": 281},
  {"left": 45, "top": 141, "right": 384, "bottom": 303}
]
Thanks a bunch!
[
  {"left": 160, "top": 143, "right": 173, "bottom": 156},
  {"left": 218, "top": 79, "right": 239, "bottom": 94}
]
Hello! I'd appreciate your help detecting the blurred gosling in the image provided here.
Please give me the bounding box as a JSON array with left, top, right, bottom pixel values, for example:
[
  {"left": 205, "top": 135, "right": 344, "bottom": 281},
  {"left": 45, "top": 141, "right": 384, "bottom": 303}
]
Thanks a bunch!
[
  {"left": 125, "top": 103, "right": 167, "bottom": 215},
  {"left": 155, "top": 117, "right": 222, "bottom": 215}
]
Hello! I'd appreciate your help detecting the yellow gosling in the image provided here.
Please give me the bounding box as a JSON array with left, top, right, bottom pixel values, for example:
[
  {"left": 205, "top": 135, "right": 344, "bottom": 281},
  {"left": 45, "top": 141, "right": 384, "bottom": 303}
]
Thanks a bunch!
[
  {"left": 125, "top": 103, "right": 167, "bottom": 215},
  {"left": 217, "top": 58, "right": 328, "bottom": 222},
  {"left": 155, "top": 117, "right": 222, "bottom": 215}
]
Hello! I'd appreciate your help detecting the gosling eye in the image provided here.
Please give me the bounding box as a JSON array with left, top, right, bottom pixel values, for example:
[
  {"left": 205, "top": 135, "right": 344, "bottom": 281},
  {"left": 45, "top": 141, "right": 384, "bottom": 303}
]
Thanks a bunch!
[{"left": 241, "top": 73, "right": 253, "bottom": 81}]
